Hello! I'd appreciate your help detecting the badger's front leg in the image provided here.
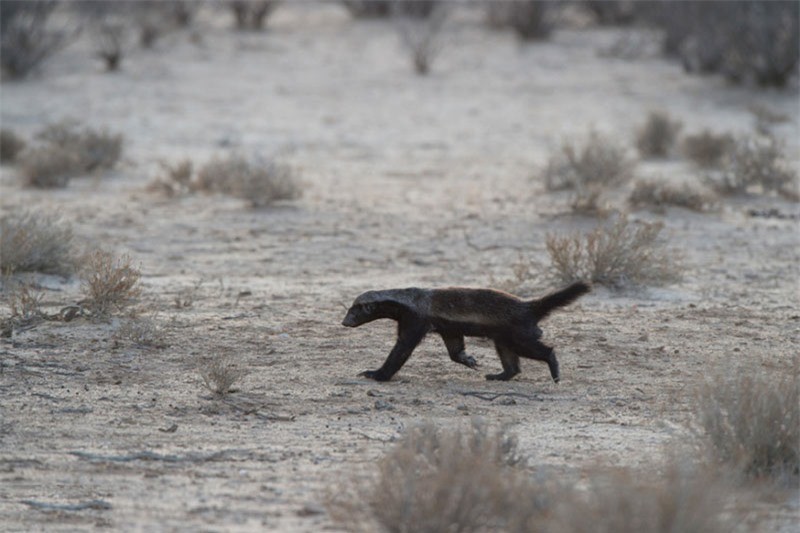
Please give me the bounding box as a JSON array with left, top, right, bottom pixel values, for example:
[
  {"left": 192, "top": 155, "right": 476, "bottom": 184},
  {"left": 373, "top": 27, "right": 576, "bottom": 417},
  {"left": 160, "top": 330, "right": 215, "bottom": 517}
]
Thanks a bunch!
[
  {"left": 440, "top": 333, "right": 478, "bottom": 369},
  {"left": 360, "top": 319, "right": 428, "bottom": 381}
]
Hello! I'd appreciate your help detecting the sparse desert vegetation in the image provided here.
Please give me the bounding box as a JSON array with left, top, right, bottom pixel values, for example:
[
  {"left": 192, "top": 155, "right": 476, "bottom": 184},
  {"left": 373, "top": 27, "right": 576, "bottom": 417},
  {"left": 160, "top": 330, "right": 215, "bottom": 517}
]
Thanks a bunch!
[
  {"left": 698, "top": 364, "right": 799, "bottom": 483},
  {"left": 113, "top": 315, "right": 167, "bottom": 349},
  {"left": 0, "top": 3, "right": 797, "bottom": 532},
  {"left": 546, "top": 215, "right": 680, "bottom": 288},
  {"left": 636, "top": 110, "right": 682, "bottom": 158},
  {"left": 228, "top": 1, "right": 281, "bottom": 31},
  {"left": 16, "top": 119, "right": 124, "bottom": 187},
  {"left": 707, "top": 135, "right": 797, "bottom": 197},
  {"left": 196, "top": 154, "right": 301, "bottom": 207},
  {"left": 0, "top": 1, "right": 73, "bottom": 79},
  {"left": 628, "top": 179, "right": 716, "bottom": 213},
  {"left": 328, "top": 420, "right": 539, "bottom": 533},
  {"left": 36, "top": 120, "right": 123, "bottom": 173},
  {"left": 549, "top": 462, "right": 730, "bottom": 533},
  {"left": 396, "top": 4, "right": 447, "bottom": 75},
  {"left": 0, "top": 128, "right": 26, "bottom": 163},
  {"left": 543, "top": 130, "right": 636, "bottom": 213},
  {"left": 333, "top": 421, "right": 731, "bottom": 533},
  {"left": 201, "top": 356, "right": 246, "bottom": 395},
  {"left": 503, "top": 0, "right": 558, "bottom": 41},
  {"left": 80, "top": 250, "right": 142, "bottom": 319},
  {"left": 0, "top": 210, "right": 76, "bottom": 275},
  {"left": 682, "top": 130, "right": 735, "bottom": 169}
]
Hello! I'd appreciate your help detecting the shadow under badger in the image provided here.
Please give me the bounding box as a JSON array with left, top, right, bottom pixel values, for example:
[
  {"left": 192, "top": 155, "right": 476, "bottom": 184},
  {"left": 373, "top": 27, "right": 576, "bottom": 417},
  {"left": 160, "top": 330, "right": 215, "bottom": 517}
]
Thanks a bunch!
[{"left": 342, "top": 282, "right": 589, "bottom": 382}]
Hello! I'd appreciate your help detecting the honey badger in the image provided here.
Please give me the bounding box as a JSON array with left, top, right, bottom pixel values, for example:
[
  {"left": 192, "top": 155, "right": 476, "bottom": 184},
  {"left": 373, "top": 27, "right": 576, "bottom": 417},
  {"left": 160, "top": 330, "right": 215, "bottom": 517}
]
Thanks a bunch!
[{"left": 342, "top": 282, "right": 589, "bottom": 382}]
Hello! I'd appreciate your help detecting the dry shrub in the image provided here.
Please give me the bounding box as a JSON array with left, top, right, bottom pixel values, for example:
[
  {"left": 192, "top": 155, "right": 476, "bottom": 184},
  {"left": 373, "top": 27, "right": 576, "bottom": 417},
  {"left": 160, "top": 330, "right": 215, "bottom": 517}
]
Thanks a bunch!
[
  {"left": 544, "top": 131, "right": 635, "bottom": 191},
  {"left": 6, "top": 283, "right": 44, "bottom": 322},
  {"left": 17, "top": 145, "right": 82, "bottom": 188},
  {"left": 331, "top": 420, "right": 732, "bottom": 533},
  {"left": 166, "top": 1, "right": 198, "bottom": 27},
  {"left": 80, "top": 250, "right": 141, "bottom": 319},
  {"left": 342, "top": 1, "right": 436, "bottom": 19},
  {"left": 682, "top": 130, "right": 734, "bottom": 169},
  {"left": 229, "top": 1, "right": 280, "bottom": 31},
  {"left": 36, "top": 120, "right": 123, "bottom": 173},
  {"left": 93, "top": 20, "right": 128, "bottom": 71},
  {"left": 546, "top": 214, "right": 680, "bottom": 288},
  {"left": 503, "top": 1, "right": 559, "bottom": 41},
  {"left": 201, "top": 356, "right": 245, "bottom": 395},
  {"left": 1, "top": 283, "right": 45, "bottom": 337},
  {"left": 0, "top": 1, "right": 74, "bottom": 79},
  {"left": 133, "top": 5, "right": 168, "bottom": 49},
  {"left": 543, "top": 131, "right": 635, "bottom": 214},
  {"left": 114, "top": 315, "right": 167, "bottom": 348},
  {"left": 551, "top": 462, "right": 729, "bottom": 533},
  {"left": 328, "top": 419, "right": 559, "bottom": 533},
  {"left": 342, "top": 0, "right": 392, "bottom": 18},
  {"left": 584, "top": 0, "right": 636, "bottom": 26},
  {"left": 698, "top": 364, "right": 799, "bottom": 483},
  {"left": 635, "top": 110, "right": 682, "bottom": 158},
  {"left": 0, "top": 210, "right": 75, "bottom": 275},
  {"left": 397, "top": 4, "right": 447, "bottom": 75},
  {"left": 645, "top": 1, "right": 798, "bottom": 87},
  {"left": 196, "top": 154, "right": 301, "bottom": 207},
  {"left": 706, "top": 135, "right": 797, "bottom": 198},
  {"left": 628, "top": 179, "right": 716, "bottom": 213},
  {"left": 0, "top": 128, "right": 27, "bottom": 163},
  {"left": 147, "top": 159, "right": 194, "bottom": 197},
  {"left": 749, "top": 103, "right": 791, "bottom": 135}
]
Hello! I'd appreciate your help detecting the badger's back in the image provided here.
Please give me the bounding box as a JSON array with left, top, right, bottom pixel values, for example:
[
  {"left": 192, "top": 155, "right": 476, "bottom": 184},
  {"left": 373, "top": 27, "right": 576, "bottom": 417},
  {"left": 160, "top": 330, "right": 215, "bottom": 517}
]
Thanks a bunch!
[{"left": 430, "top": 288, "right": 528, "bottom": 325}]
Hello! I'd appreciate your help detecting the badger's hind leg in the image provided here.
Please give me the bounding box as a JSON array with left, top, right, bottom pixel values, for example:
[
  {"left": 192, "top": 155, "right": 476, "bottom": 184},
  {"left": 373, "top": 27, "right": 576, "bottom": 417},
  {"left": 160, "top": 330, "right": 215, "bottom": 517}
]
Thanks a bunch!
[
  {"left": 512, "top": 335, "right": 559, "bottom": 383},
  {"left": 440, "top": 333, "right": 477, "bottom": 369},
  {"left": 486, "top": 340, "right": 520, "bottom": 381}
]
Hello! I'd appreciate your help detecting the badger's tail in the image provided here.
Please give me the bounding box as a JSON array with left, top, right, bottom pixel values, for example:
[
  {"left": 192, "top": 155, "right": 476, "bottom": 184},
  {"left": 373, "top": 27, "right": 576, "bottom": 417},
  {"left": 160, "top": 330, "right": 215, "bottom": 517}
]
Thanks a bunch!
[{"left": 529, "top": 282, "right": 590, "bottom": 320}]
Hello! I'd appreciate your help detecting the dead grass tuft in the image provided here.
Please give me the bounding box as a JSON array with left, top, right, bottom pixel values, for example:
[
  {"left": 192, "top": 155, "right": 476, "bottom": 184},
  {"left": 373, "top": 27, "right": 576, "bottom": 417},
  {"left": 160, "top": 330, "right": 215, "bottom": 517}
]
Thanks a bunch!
[
  {"left": 229, "top": 1, "right": 281, "bottom": 31},
  {"left": 201, "top": 356, "right": 245, "bottom": 395},
  {"left": 628, "top": 179, "right": 717, "bottom": 213},
  {"left": 80, "top": 250, "right": 142, "bottom": 319},
  {"left": 93, "top": 21, "right": 128, "bottom": 71},
  {"left": 706, "top": 135, "right": 797, "bottom": 198},
  {"left": 0, "top": 210, "right": 76, "bottom": 275},
  {"left": 504, "top": 0, "right": 559, "bottom": 41},
  {"left": 114, "top": 315, "right": 167, "bottom": 348},
  {"left": 196, "top": 154, "right": 302, "bottom": 207},
  {"left": 328, "top": 419, "right": 555, "bottom": 533},
  {"left": 1, "top": 283, "right": 45, "bottom": 337},
  {"left": 0, "top": 128, "right": 27, "bottom": 163},
  {"left": 636, "top": 110, "right": 682, "bottom": 158},
  {"left": 551, "top": 461, "right": 730, "bottom": 533},
  {"left": 698, "top": 364, "right": 799, "bottom": 484},
  {"left": 36, "top": 119, "right": 123, "bottom": 173},
  {"left": 0, "top": 1, "right": 74, "bottom": 79},
  {"left": 17, "top": 145, "right": 82, "bottom": 188},
  {"left": 546, "top": 214, "right": 681, "bottom": 288},
  {"left": 396, "top": 4, "right": 447, "bottom": 75},
  {"left": 329, "top": 420, "right": 730, "bottom": 533},
  {"left": 543, "top": 131, "right": 636, "bottom": 214},
  {"left": 6, "top": 283, "right": 44, "bottom": 322},
  {"left": 147, "top": 159, "right": 194, "bottom": 197},
  {"left": 682, "top": 130, "right": 734, "bottom": 169}
]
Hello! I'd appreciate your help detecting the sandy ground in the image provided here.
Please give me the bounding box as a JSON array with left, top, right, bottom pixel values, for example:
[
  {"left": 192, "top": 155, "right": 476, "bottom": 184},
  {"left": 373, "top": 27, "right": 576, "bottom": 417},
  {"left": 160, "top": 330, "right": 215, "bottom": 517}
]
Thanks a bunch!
[{"left": 1, "top": 4, "right": 799, "bottom": 532}]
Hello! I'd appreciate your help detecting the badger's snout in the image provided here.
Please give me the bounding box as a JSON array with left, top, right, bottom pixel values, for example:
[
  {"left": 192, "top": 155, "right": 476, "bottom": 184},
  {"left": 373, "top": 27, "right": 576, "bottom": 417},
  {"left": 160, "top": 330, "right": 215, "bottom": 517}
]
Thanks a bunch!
[{"left": 342, "top": 310, "right": 358, "bottom": 327}]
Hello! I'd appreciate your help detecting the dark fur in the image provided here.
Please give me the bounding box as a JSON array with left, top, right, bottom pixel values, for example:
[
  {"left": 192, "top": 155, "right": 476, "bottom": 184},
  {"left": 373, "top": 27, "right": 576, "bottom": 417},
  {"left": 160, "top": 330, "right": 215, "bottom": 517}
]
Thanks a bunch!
[{"left": 342, "top": 282, "right": 590, "bottom": 382}]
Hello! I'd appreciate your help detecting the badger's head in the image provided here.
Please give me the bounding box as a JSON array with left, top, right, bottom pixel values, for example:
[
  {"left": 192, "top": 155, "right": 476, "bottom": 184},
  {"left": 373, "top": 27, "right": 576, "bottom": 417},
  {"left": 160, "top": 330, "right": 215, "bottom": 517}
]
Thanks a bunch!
[
  {"left": 342, "top": 289, "right": 425, "bottom": 327},
  {"left": 342, "top": 291, "right": 383, "bottom": 327}
]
